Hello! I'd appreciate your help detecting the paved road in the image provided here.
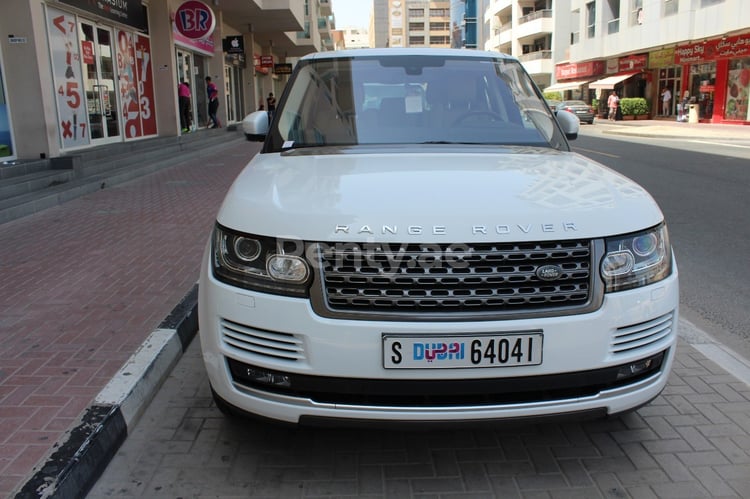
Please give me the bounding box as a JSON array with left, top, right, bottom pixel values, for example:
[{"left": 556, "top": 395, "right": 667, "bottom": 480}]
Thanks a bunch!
[
  {"left": 4, "top": 120, "right": 750, "bottom": 498},
  {"left": 89, "top": 123, "right": 750, "bottom": 498}
]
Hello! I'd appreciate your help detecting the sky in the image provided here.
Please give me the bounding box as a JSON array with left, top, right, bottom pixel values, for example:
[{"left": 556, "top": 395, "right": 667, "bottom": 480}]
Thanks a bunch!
[{"left": 332, "top": 0, "right": 372, "bottom": 29}]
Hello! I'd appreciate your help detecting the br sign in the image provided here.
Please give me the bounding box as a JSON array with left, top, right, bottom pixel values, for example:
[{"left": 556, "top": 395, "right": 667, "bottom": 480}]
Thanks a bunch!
[{"left": 175, "top": 0, "right": 216, "bottom": 40}]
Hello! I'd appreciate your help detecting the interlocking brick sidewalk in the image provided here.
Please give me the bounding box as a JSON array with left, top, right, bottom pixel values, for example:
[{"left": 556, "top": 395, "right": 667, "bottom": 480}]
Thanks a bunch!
[
  {"left": 0, "top": 137, "right": 261, "bottom": 498},
  {"left": 2, "top": 121, "right": 749, "bottom": 498}
]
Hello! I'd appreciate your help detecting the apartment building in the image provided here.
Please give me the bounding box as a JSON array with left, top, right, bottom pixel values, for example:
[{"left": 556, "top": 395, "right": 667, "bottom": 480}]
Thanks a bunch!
[
  {"left": 484, "top": 0, "right": 561, "bottom": 89},
  {"left": 373, "top": 0, "right": 452, "bottom": 48},
  {"left": 482, "top": 0, "right": 749, "bottom": 123},
  {"left": 0, "top": 0, "right": 331, "bottom": 161},
  {"left": 560, "top": 0, "right": 750, "bottom": 123}
]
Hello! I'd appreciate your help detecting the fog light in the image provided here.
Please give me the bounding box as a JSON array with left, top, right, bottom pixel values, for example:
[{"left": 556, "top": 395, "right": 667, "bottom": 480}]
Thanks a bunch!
[
  {"left": 245, "top": 367, "right": 291, "bottom": 387},
  {"left": 616, "top": 352, "right": 664, "bottom": 381}
]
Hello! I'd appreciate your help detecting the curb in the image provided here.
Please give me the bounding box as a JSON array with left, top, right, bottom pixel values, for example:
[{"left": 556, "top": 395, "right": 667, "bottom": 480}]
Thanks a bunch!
[{"left": 15, "top": 285, "right": 200, "bottom": 499}]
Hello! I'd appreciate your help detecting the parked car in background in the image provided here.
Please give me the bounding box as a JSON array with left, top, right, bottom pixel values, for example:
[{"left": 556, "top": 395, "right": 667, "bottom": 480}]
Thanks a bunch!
[
  {"left": 558, "top": 100, "right": 596, "bottom": 124},
  {"left": 545, "top": 99, "right": 561, "bottom": 113},
  {"left": 200, "top": 48, "right": 677, "bottom": 426}
]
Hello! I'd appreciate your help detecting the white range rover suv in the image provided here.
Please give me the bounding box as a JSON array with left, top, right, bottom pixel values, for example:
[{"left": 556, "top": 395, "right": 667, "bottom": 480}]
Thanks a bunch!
[{"left": 199, "top": 48, "right": 679, "bottom": 425}]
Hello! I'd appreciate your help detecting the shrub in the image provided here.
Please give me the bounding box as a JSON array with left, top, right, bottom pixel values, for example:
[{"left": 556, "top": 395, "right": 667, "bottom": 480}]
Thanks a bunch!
[
  {"left": 544, "top": 91, "right": 562, "bottom": 101},
  {"left": 619, "top": 97, "right": 649, "bottom": 116}
]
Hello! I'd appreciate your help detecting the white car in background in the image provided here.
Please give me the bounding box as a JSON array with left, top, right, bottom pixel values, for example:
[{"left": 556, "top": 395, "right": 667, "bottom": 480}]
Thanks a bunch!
[{"left": 200, "top": 48, "right": 678, "bottom": 425}]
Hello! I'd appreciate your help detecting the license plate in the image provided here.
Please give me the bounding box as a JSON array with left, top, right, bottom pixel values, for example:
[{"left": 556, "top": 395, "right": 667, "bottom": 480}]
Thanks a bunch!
[{"left": 383, "top": 332, "right": 543, "bottom": 369}]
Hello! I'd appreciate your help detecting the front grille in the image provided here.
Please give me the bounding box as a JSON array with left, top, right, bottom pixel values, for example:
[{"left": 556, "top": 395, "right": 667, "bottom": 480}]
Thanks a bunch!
[{"left": 311, "top": 239, "right": 595, "bottom": 320}]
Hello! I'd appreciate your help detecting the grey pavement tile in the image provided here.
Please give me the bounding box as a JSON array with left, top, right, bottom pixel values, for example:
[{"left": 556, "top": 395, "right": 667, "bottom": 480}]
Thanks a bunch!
[
  {"left": 526, "top": 446, "right": 561, "bottom": 474},
  {"left": 642, "top": 415, "right": 681, "bottom": 439},
  {"left": 649, "top": 480, "right": 712, "bottom": 498},
  {"left": 556, "top": 459, "right": 594, "bottom": 488},
  {"left": 619, "top": 442, "right": 658, "bottom": 469},
  {"left": 652, "top": 453, "right": 695, "bottom": 482},
  {"left": 677, "top": 450, "right": 731, "bottom": 467},
  {"left": 431, "top": 449, "right": 461, "bottom": 476},
  {"left": 457, "top": 461, "right": 492, "bottom": 491},
  {"left": 580, "top": 456, "right": 636, "bottom": 474},
  {"left": 623, "top": 485, "right": 659, "bottom": 499},
  {"left": 514, "top": 473, "right": 568, "bottom": 491},
  {"left": 614, "top": 468, "right": 671, "bottom": 486},
  {"left": 356, "top": 464, "right": 385, "bottom": 495},
  {"left": 641, "top": 438, "right": 693, "bottom": 454},
  {"left": 675, "top": 426, "right": 716, "bottom": 451},
  {"left": 302, "top": 479, "right": 359, "bottom": 496},
  {"left": 588, "top": 472, "right": 627, "bottom": 498},
  {"left": 487, "top": 475, "right": 521, "bottom": 497},
  {"left": 689, "top": 465, "right": 744, "bottom": 498}
]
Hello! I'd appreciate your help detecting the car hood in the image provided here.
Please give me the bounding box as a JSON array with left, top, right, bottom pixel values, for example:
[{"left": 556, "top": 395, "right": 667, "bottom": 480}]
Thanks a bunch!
[{"left": 216, "top": 147, "right": 664, "bottom": 242}]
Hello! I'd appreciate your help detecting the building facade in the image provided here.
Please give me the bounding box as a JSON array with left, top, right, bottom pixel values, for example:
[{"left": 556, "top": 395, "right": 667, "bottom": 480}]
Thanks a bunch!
[
  {"left": 481, "top": 0, "right": 749, "bottom": 124},
  {"left": 0, "top": 0, "right": 331, "bottom": 162}
]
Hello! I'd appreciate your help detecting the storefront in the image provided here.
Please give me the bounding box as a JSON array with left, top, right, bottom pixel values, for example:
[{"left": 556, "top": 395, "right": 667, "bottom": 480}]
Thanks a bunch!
[
  {"left": 675, "top": 33, "right": 750, "bottom": 124},
  {"left": 45, "top": 1, "right": 156, "bottom": 150},
  {"left": 548, "top": 60, "right": 605, "bottom": 102}
]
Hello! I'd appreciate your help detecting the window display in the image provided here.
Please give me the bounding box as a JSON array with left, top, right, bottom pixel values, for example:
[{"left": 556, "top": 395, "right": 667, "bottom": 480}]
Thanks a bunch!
[{"left": 725, "top": 57, "right": 750, "bottom": 121}]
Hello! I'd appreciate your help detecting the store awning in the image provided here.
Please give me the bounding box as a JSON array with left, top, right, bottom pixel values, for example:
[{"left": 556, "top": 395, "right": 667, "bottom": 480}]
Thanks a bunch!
[
  {"left": 588, "top": 72, "right": 640, "bottom": 90},
  {"left": 543, "top": 80, "right": 592, "bottom": 93}
]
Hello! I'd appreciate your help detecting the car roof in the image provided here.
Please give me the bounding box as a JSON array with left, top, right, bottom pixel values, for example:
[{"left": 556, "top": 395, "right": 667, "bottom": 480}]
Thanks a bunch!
[{"left": 301, "top": 47, "right": 518, "bottom": 62}]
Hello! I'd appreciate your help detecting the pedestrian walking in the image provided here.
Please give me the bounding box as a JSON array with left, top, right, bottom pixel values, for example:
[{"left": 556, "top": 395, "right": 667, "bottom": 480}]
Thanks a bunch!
[
  {"left": 607, "top": 91, "right": 619, "bottom": 121},
  {"left": 266, "top": 92, "right": 276, "bottom": 123},
  {"left": 178, "top": 79, "right": 192, "bottom": 132},
  {"left": 206, "top": 76, "right": 221, "bottom": 128}
]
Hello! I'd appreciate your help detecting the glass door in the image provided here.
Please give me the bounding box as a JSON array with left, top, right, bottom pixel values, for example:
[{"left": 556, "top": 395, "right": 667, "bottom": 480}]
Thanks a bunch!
[{"left": 80, "top": 22, "right": 120, "bottom": 143}]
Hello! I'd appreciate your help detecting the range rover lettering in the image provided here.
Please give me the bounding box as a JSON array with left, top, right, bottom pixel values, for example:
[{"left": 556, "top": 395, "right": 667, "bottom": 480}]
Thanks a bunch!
[{"left": 200, "top": 49, "right": 678, "bottom": 425}]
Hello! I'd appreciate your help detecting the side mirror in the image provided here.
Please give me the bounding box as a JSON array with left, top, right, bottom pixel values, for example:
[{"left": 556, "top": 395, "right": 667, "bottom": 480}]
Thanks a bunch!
[
  {"left": 242, "top": 110, "right": 270, "bottom": 141},
  {"left": 555, "top": 110, "right": 580, "bottom": 141}
]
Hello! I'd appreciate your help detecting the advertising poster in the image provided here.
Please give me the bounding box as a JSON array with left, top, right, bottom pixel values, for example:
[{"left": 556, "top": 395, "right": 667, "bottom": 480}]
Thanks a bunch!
[
  {"left": 135, "top": 34, "right": 157, "bottom": 136},
  {"left": 117, "top": 29, "right": 142, "bottom": 138},
  {"left": 0, "top": 63, "right": 12, "bottom": 158},
  {"left": 724, "top": 58, "right": 750, "bottom": 121},
  {"left": 46, "top": 6, "right": 90, "bottom": 148}
]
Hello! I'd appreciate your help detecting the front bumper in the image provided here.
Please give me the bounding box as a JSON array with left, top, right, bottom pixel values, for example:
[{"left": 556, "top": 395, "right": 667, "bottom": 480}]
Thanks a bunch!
[{"left": 199, "top": 251, "right": 679, "bottom": 424}]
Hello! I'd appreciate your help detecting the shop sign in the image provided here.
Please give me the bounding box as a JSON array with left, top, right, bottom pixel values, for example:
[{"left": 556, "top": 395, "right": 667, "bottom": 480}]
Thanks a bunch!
[
  {"left": 260, "top": 55, "right": 274, "bottom": 68},
  {"left": 254, "top": 54, "right": 269, "bottom": 74},
  {"left": 676, "top": 34, "right": 750, "bottom": 64},
  {"left": 274, "top": 63, "right": 293, "bottom": 75},
  {"left": 174, "top": 25, "right": 215, "bottom": 56},
  {"left": 223, "top": 36, "right": 244, "bottom": 54},
  {"left": 174, "top": 0, "right": 216, "bottom": 40},
  {"left": 699, "top": 84, "right": 715, "bottom": 93},
  {"left": 649, "top": 47, "right": 675, "bottom": 68},
  {"left": 555, "top": 60, "right": 605, "bottom": 80},
  {"left": 619, "top": 54, "right": 648, "bottom": 72},
  {"left": 59, "top": 0, "right": 147, "bottom": 32}
]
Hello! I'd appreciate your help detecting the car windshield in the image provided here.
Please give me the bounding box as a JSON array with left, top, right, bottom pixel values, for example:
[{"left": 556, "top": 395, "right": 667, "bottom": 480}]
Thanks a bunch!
[
  {"left": 562, "top": 101, "right": 587, "bottom": 106},
  {"left": 266, "top": 53, "right": 569, "bottom": 152}
]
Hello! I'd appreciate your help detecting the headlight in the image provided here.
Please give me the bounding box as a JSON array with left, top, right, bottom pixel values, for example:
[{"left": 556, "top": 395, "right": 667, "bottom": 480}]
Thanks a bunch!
[
  {"left": 601, "top": 224, "right": 672, "bottom": 292},
  {"left": 212, "top": 224, "right": 311, "bottom": 297}
]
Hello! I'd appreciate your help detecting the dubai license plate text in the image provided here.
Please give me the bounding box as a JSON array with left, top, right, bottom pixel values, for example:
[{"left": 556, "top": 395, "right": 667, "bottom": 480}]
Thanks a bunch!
[{"left": 383, "top": 332, "right": 543, "bottom": 369}]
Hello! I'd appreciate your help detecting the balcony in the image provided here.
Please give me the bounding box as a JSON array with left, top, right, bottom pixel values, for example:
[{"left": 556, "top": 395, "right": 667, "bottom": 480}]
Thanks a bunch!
[
  {"left": 515, "top": 10, "right": 553, "bottom": 39},
  {"left": 319, "top": 0, "right": 332, "bottom": 17},
  {"left": 486, "top": 0, "right": 513, "bottom": 20},
  {"left": 518, "top": 50, "right": 553, "bottom": 76}
]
